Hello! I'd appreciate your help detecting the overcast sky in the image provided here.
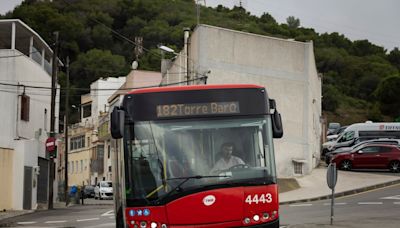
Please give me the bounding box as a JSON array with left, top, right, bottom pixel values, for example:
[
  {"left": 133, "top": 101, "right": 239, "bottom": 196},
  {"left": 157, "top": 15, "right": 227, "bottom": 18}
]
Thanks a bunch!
[
  {"left": 1, "top": 0, "right": 399, "bottom": 51},
  {"left": 206, "top": 0, "right": 400, "bottom": 51}
]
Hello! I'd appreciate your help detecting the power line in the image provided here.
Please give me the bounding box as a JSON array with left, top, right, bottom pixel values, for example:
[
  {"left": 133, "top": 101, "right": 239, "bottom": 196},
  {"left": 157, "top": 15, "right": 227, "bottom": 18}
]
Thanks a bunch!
[{"left": 0, "top": 76, "right": 208, "bottom": 93}]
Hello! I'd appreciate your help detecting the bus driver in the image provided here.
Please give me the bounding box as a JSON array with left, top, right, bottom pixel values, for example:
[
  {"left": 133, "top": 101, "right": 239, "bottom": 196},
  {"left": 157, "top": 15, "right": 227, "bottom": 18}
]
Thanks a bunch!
[{"left": 210, "top": 142, "right": 245, "bottom": 174}]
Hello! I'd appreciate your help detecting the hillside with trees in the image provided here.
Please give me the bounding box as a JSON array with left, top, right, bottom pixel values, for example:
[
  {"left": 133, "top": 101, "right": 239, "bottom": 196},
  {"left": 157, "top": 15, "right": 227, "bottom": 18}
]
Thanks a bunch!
[{"left": 1, "top": 0, "right": 400, "bottom": 124}]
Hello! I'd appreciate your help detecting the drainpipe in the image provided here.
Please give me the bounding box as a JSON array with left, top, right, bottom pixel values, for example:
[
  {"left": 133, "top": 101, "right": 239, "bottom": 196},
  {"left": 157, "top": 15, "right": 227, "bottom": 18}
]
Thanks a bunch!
[{"left": 184, "top": 28, "right": 190, "bottom": 85}]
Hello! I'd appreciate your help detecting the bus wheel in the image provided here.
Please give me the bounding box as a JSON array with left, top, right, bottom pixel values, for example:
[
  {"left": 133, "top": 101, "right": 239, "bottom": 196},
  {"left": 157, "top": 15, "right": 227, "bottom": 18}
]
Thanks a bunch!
[
  {"left": 389, "top": 161, "right": 400, "bottom": 173},
  {"left": 340, "top": 160, "right": 352, "bottom": 171}
]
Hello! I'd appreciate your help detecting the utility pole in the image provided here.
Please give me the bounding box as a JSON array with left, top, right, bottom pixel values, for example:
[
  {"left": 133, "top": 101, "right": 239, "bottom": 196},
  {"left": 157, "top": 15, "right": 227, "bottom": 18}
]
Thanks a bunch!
[
  {"left": 48, "top": 31, "right": 59, "bottom": 210},
  {"left": 64, "top": 56, "right": 70, "bottom": 206}
]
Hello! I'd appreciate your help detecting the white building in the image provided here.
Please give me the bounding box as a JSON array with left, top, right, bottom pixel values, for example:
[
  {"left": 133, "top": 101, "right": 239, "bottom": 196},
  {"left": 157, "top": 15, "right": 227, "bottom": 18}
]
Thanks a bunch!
[
  {"left": 0, "top": 19, "right": 60, "bottom": 210},
  {"left": 161, "top": 24, "right": 322, "bottom": 177}
]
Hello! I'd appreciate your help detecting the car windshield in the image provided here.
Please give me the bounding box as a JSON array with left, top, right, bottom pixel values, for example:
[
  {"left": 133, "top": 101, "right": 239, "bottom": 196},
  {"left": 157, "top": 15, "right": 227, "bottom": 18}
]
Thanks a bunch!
[
  {"left": 101, "top": 182, "right": 112, "bottom": 187},
  {"left": 123, "top": 116, "right": 276, "bottom": 206}
]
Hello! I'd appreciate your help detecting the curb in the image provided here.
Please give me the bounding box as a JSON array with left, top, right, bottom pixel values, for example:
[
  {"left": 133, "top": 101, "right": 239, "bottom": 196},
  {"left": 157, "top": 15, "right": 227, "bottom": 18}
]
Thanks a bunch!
[{"left": 279, "top": 179, "right": 400, "bottom": 205}]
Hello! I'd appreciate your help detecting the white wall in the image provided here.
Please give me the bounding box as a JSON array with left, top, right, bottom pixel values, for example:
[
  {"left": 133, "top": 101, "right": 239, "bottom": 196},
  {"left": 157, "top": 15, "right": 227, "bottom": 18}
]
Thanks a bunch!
[
  {"left": 0, "top": 50, "right": 18, "bottom": 149},
  {"left": 91, "top": 77, "right": 125, "bottom": 125},
  {"left": 0, "top": 49, "right": 59, "bottom": 145}
]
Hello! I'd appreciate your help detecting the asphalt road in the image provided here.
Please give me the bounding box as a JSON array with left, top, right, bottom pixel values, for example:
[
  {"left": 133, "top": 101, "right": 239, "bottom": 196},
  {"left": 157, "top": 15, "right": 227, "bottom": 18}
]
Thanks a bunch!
[
  {"left": 0, "top": 205, "right": 115, "bottom": 227},
  {"left": 280, "top": 183, "right": 400, "bottom": 228}
]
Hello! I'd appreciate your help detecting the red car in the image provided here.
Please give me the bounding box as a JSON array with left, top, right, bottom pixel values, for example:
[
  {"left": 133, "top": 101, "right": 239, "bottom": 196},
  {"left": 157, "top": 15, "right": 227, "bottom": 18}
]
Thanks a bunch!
[{"left": 331, "top": 144, "right": 400, "bottom": 172}]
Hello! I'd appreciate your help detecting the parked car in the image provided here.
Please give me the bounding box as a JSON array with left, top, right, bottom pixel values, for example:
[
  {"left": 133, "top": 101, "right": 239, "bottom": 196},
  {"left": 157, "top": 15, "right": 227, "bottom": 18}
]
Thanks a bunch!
[
  {"left": 327, "top": 122, "right": 341, "bottom": 136},
  {"left": 331, "top": 144, "right": 400, "bottom": 172},
  {"left": 326, "top": 126, "right": 348, "bottom": 142},
  {"left": 325, "top": 138, "right": 400, "bottom": 164},
  {"left": 83, "top": 185, "right": 95, "bottom": 198},
  {"left": 94, "top": 181, "right": 113, "bottom": 200}
]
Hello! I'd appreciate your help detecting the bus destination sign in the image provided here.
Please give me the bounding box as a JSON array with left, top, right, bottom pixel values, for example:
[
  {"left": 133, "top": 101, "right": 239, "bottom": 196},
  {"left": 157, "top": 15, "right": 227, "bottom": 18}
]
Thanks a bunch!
[{"left": 157, "top": 102, "right": 240, "bottom": 118}]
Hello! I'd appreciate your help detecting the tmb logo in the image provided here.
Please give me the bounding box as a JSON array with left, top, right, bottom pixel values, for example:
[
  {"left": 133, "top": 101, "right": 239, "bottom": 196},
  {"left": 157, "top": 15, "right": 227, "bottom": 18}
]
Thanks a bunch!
[{"left": 203, "top": 195, "right": 216, "bottom": 206}]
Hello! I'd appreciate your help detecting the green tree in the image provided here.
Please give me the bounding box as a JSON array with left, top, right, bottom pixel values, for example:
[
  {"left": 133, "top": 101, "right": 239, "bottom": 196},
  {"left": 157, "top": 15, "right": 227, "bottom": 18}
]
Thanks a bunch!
[
  {"left": 70, "top": 49, "right": 127, "bottom": 90},
  {"left": 322, "top": 84, "right": 340, "bottom": 112},
  {"left": 286, "top": 16, "right": 300, "bottom": 29},
  {"left": 388, "top": 47, "right": 400, "bottom": 70},
  {"left": 375, "top": 75, "right": 400, "bottom": 117}
]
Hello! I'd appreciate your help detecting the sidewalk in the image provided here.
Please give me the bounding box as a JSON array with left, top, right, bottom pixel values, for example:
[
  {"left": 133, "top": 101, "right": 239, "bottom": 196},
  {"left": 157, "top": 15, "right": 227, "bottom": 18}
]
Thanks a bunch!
[{"left": 279, "top": 167, "right": 400, "bottom": 204}]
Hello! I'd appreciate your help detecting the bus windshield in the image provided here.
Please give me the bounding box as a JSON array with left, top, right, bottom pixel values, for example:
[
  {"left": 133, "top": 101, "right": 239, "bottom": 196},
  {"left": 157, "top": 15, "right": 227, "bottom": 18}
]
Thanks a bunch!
[{"left": 123, "top": 116, "right": 276, "bottom": 206}]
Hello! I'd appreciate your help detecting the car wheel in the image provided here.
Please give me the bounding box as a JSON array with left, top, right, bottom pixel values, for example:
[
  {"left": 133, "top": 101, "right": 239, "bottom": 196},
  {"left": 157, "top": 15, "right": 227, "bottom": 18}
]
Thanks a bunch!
[
  {"left": 389, "top": 161, "right": 400, "bottom": 173},
  {"left": 340, "top": 160, "right": 352, "bottom": 171},
  {"left": 322, "top": 148, "right": 329, "bottom": 157}
]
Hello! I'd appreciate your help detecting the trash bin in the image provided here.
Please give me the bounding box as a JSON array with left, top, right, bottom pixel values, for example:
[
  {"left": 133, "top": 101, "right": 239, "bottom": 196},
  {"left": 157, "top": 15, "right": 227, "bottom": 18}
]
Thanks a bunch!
[{"left": 69, "top": 185, "right": 80, "bottom": 204}]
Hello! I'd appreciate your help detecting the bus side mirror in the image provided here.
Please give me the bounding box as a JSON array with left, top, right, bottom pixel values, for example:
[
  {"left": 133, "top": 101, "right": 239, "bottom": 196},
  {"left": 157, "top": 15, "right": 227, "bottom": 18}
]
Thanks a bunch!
[
  {"left": 272, "top": 111, "right": 283, "bottom": 138},
  {"left": 111, "top": 107, "right": 125, "bottom": 139},
  {"left": 269, "top": 99, "right": 283, "bottom": 138}
]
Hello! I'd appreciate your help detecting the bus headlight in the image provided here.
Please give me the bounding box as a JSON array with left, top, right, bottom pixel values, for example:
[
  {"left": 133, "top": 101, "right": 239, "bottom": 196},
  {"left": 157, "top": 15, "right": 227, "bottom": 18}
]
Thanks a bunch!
[
  {"left": 243, "top": 217, "right": 251, "bottom": 224},
  {"left": 262, "top": 212, "right": 269, "bottom": 219},
  {"left": 151, "top": 222, "right": 158, "bottom": 228},
  {"left": 253, "top": 215, "right": 260, "bottom": 221}
]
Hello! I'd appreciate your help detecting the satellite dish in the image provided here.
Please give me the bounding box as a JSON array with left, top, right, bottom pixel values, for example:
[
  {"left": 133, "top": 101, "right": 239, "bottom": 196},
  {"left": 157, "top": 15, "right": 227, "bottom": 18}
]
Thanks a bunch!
[{"left": 131, "top": 61, "right": 138, "bottom": 70}]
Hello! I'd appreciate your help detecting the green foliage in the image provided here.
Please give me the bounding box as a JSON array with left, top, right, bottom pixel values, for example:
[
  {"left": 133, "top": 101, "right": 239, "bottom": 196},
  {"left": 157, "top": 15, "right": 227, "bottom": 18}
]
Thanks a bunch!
[
  {"left": 322, "top": 84, "right": 340, "bottom": 112},
  {"left": 70, "top": 49, "right": 127, "bottom": 89},
  {"left": 388, "top": 48, "right": 400, "bottom": 70},
  {"left": 286, "top": 16, "right": 300, "bottom": 29},
  {"left": 375, "top": 75, "right": 400, "bottom": 118}
]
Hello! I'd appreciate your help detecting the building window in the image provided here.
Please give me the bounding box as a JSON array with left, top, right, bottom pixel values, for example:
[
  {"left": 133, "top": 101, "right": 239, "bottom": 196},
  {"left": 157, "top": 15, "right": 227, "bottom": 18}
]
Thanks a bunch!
[
  {"left": 293, "top": 162, "right": 303, "bottom": 175},
  {"left": 80, "top": 160, "right": 83, "bottom": 172},
  {"left": 75, "top": 161, "right": 78, "bottom": 173},
  {"left": 70, "top": 135, "right": 85, "bottom": 150},
  {"left": 82, "top": 103, "right": 91, "bottom": 118},
  {"left": 71, "top": 161, "right": 74, "bottom": 173},
  {"left": 108, "top": 145, "right": 111, "bottom": 159},
  {"left": 21, "top": 94, "right": 30, "bottom": 121},
  {"left": 108, "top": 166, "right": 111, "bottom": 172}
]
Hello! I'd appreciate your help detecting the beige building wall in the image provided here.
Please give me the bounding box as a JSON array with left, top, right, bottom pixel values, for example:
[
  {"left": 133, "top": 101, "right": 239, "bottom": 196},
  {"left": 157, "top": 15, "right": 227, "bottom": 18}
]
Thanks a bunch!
[
  {"left": 67, "top": 126, "right": 93, "bottom": 187},
  {"left": 0, "top": 148, "right": 14, "bottom": 210},
  {"left": 68, "top": 149, "right": 91, "bottom": 186}
]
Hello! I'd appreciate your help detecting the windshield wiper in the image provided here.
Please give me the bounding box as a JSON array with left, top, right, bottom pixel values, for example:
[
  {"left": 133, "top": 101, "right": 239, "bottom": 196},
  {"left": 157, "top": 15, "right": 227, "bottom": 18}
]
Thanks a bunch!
[{"left": 156, "top": 175, "right": 229, "bottom": 203}]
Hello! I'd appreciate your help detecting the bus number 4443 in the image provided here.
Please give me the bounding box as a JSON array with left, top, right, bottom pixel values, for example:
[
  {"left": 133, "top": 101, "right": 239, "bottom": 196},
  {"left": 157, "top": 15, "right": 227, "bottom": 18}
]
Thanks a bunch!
[{"left": 245, "top": 193, "right": 273, "bottom": 204}]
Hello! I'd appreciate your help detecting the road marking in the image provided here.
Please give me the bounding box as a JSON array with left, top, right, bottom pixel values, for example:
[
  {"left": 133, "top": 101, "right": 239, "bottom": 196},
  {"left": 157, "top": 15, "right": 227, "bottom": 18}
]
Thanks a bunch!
[
  {"left": 101, "top": 210, "right": 114, "bottom": 216},
  {"left": 17, "top": 222, "right": 36, "bottom": 225},
  {"left": 289, "top": 203, "right": 313, "bottom": 207},
  {"left": 77, "top": 218, "right": 100, "bottom": 222},
  {"left": 323, "top": 202, "right": 347, "bottom": 205},
  {"left": 381, "top": 195, "right": 400, "bottom": 200},
  {"left": 336, "top": 183, "right": 400, "bottom": 200},
  {"left": 394, "top": 202, "right": 400, "bottom": 205},
  {"left": 109, "top": 216, "right": 114, "bottom": 219},
  {"left": 85, "top": 222, "right": 116, "bottom": 228},
  {"left": 45, "top": 220, "right": 67, "bottom": 223},
  {"left": 358, "top": 202, "right": 383, "bottom": 205}
]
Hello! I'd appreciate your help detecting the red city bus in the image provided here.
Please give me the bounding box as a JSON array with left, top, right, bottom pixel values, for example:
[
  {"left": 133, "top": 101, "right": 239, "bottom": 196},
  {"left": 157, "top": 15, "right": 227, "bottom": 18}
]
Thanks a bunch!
[{"left": 110, "top": 84, "right": 283, "bottom": 228}]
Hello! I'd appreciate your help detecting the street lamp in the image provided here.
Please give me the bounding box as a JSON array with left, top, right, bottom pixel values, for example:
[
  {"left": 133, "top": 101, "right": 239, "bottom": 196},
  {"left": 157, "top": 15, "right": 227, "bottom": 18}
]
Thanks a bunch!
[
  {"left": 158, "top": 44, "right": 189, "bottom": 85},
  {"left": 158, "top": 45, "right": 176, "bottom": 54}
]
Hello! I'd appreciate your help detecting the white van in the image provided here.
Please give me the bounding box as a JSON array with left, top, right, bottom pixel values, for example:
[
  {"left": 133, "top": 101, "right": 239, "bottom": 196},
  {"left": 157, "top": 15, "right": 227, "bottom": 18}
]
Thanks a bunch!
[{"left": 322, "top": 122, "right": 400, "bottom": 154}]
